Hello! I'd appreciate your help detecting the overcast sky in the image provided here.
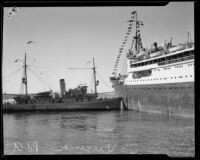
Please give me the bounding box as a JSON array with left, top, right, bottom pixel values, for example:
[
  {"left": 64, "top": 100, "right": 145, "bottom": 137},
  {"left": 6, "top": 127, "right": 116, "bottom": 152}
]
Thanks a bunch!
[{"left": 3, "top": 2, "right": 194, "bottom": 94}]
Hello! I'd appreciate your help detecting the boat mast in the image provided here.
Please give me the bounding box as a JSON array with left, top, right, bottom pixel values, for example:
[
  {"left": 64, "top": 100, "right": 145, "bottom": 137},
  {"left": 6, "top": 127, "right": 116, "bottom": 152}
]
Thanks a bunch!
[
  {"left": 92, "top": 58, "right": 98, "bottom": 97},
  {"left": 68, "top": 59, "right": 98, "bottom": 97},
  {"left": 24, "top": 52, "right": 28, "bottom": 102},
  {"left": 135, "top": 11, "right": 138, "bottom": 55},
  {"left": 130, "top": 11, "right": 139, "bottom": 55}
]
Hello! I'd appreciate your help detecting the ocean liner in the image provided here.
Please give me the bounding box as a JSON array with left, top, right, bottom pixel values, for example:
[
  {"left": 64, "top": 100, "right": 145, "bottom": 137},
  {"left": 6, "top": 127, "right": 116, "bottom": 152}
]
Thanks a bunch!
[{"left": 110, "top": 11, "right": 194, "bottom": 117}]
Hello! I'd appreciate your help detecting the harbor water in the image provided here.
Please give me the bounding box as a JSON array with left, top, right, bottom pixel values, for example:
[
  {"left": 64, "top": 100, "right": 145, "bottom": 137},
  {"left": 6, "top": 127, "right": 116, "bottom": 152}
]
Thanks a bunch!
[{"left": 3, "top": 110, "right": 194, "bottom": 156}]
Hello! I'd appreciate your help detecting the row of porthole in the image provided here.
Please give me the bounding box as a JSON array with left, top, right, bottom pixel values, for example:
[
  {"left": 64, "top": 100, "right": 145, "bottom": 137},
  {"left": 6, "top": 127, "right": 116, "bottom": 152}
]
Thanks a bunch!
[
  {"left": 162, "top": 65, "right": 184, "bottom": 69},
  {"left": 171, "top": 75, "right": 193, "bottom": 79},
  {"left": 157, "top": 64, "right": 191, "bottom": 71},
  {"left": 127, "top": 75, "right": 193, "bottom": 82},
  {"left": 175, "top": 65, "right": 183, "bottom": 68},
  {"left": 131, "top": 86, "right": 192, "bottom": 90}
]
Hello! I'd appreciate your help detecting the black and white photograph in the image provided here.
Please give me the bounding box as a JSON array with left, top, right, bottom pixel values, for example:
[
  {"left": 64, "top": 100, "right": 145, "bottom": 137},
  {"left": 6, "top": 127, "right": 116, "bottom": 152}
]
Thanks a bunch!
[{"left": 2, "top": 1, "right": 196, "bottom": 156}]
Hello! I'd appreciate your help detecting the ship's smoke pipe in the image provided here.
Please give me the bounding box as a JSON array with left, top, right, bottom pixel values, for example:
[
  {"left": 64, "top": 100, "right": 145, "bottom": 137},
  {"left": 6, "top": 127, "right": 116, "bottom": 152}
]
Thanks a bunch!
[
  {"left": 154, "top": 42, "right": 157, "bottom": 50},
  {"left": 60, "top": 79, "right": 66, "bottom": 98}
]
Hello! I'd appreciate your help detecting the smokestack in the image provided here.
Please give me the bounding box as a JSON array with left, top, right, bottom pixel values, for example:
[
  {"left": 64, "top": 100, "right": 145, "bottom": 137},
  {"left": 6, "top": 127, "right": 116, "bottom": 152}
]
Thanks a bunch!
[
  {"left": 60, "top": 79, "right": 66, "bottom": 98},
  {"left": 154, "top": 42, "right": 157, "bottom": 49}
]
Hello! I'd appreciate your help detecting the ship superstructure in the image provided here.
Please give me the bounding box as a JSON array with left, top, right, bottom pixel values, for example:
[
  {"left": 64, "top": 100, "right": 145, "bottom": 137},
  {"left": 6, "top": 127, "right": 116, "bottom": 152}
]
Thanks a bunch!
[{"left": 110, "top": 11, "right": 194, "bottom": 117}]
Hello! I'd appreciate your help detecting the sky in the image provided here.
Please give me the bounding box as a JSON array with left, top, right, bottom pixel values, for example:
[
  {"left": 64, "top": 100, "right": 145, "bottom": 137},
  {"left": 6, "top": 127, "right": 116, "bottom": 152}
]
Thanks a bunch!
[{"left": 3, "top": 2, "right": 194, "bottom": 94}]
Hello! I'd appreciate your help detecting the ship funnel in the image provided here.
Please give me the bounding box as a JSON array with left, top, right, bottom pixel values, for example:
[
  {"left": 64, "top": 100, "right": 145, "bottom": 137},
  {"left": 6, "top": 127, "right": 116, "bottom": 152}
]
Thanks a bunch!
[
  {"left": 154, "top": 42, "right": 157, "bottom": 49},
  {"left": 60, "top": 79, "right": 66, "bottom": 97}
]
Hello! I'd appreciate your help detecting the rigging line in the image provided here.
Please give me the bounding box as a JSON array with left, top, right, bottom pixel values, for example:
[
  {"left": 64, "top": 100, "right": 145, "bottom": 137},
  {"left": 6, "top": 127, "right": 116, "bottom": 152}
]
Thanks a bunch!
[
  {"left": 19, "top": 67, "right": 25, "bottom": 94},
  {"left": 121, "top": 60, "right": 127, "bottom": 75},
  {"left": 119, "top": 54, "right": 126, "bottom": 74},
  {"left": 122, "top": 56, "right": 127, "bottom": 73},
  {"left": 31, "top": 65, "right": 60, "bottom": 81},
  {"left": 119, "top": 59, "right": 126, "bottom": 75},
  {"left": 30, "top": 64, "right": 58, "bottom": 69},
  {"left": 26, "top": 56, "right": 35, "bottom": 65},
  {"left": 89, "top": 73, "right": 94, "bottom": 92},
  {"left": 31, "top": 67, "right": 55, "bottom": 91},
  {"left": 19, "top": 79, "right": 24, "bottom": 95},
  {"left": 122, "top": 52, "right": 128, "bottom": 72},
  {"left": 30, "top": 66, "right": 58, "bottom": 90},
  {"left": 26, "top": 54, "right": 36, "bottom": 61},
  {"left": 29, "top": 68, "right": 53, "bottom": 91},
  {"left": 3, "top": 67, "right": 23, "bottom": 80},
  {"left": 96, "top": 72, "right": 111, "bottom": 89},
  {"left": 28, "top": 68, "right": 48, "bottom": 89},
  {"left": 118, "top": 37, "right": 130, "bottom": 74},
  {"left": 122, "top": 64, "right": 128, "bottom": 76},
  {"left": 115, "top": 52, "right": 123, "bottom": 74},
  {"left": 121, "top": 52, "right": 128, "bottom": 75},
  {"left": 118, "top": 53, "right": 125, "bottom": 74},
  {"left": 68, "top": 68, "right": 92, "bottom": 69},
  {"left": 27, "top": 68, "right": 52, "bottom": 91}
]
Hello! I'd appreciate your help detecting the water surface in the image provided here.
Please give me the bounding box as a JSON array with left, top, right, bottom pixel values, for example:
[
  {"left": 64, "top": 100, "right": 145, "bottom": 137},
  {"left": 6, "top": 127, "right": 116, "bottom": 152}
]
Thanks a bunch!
[{"left": 3, "top": 110, "right": 194, "bottom": 156}]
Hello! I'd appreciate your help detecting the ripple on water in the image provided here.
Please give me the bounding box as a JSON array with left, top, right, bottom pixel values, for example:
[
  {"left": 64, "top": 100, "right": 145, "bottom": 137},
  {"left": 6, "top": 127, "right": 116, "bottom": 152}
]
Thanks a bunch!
[{"left": 3, "top": 111, "right": 194, "bottom": 156}]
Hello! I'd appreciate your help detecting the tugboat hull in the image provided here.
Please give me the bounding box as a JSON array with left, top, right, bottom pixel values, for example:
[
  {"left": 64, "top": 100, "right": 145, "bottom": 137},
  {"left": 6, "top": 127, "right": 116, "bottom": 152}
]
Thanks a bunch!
[{"left": 3, "top": 98, "right": 122, "bottom": 113}]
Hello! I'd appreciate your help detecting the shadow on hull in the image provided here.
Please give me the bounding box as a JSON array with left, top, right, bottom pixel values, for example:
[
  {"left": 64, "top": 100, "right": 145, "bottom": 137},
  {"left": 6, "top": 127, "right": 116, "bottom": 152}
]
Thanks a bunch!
[{"left": 114, "top": 82, "right": 194, "bottom": 118}]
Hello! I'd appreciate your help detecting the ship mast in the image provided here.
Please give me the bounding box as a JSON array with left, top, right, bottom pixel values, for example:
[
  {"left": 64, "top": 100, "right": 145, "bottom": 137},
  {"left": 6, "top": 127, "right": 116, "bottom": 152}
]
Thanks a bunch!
[
  {"left": 24, "top": 52, "right": 28, "bottom": 103},
  {"left": 92, "top": 58, "right": 98, "bottom": 97},
  {"left": 68, "top": 58, "right": 98, "bottom": 97},
  {"left": 135, "top": 11, "right": 138, "bottom": 55},
  {"left": 130, "top": 11, "right": 141, "bottom": 56}
]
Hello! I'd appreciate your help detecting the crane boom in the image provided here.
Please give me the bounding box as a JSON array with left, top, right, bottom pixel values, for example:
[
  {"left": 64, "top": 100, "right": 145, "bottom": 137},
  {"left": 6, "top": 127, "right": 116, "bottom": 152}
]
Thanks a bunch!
[{"left": 68, "top": 68, "right": 92, "bottom": 69}]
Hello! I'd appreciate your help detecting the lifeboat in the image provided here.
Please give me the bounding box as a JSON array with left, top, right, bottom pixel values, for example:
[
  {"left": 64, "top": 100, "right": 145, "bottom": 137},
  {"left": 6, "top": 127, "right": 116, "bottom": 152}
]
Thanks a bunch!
[
  {"left": 168, "top": 44, "right": 186, "bottom": 53},
  {"left": 130, "top": 59, "right": 136, "bottom": 64},
  {"left": 150, "top": 50, "right": 163, "bottom": 58},
  {"left": 136, "top": 51, "right": 148, "bottom": 59}
]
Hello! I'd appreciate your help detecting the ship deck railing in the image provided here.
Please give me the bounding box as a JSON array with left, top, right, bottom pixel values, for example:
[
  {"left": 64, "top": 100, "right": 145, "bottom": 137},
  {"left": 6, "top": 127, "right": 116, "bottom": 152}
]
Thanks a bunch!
[{"left": 158, "top": 55, "right": 194, "bottom": 66}]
